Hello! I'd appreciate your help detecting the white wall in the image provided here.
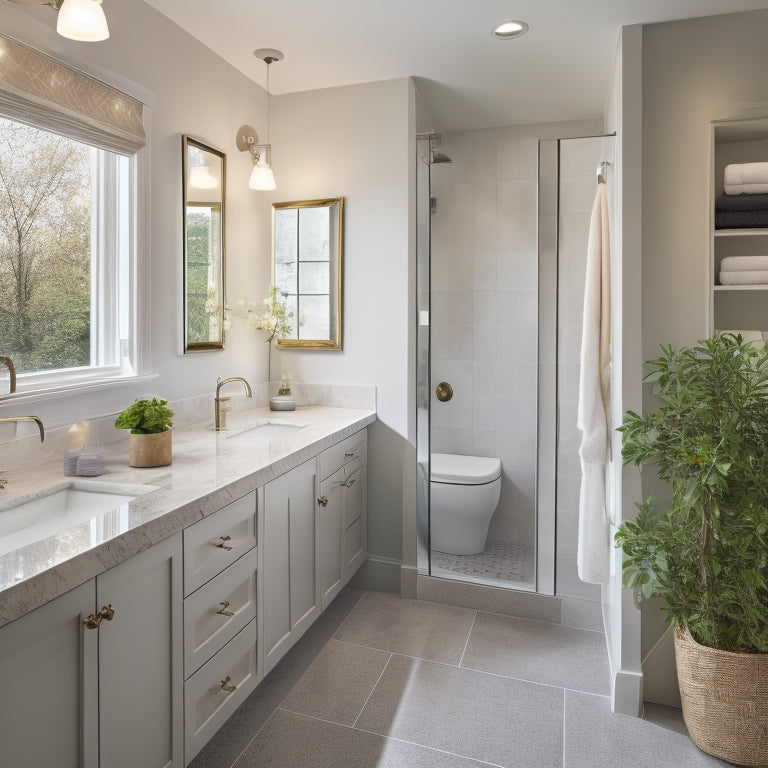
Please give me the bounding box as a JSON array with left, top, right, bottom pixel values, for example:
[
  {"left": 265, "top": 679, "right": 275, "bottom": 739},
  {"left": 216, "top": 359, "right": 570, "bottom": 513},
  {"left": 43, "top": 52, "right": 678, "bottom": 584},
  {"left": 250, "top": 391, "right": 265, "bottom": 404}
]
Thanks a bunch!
[
  {"left": 268, "top": 78, "right": 415, "bottom": 591},
  {"left": 0, "top": 0, "right": 270, "bottom": 430},
  {"left": 604, "top": 23, "right": 644, "bottom": 717},
  {"left": 639, "top": 6, "right": 768, "bottom": 706}
]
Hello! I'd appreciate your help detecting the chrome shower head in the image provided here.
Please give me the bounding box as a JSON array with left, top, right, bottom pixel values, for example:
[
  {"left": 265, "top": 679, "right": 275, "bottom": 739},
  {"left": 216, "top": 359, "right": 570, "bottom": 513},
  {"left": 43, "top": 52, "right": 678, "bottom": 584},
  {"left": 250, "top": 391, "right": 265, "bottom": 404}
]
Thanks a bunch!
[{"left": 430, "top": 149, "right": 452, "bottom": 164}]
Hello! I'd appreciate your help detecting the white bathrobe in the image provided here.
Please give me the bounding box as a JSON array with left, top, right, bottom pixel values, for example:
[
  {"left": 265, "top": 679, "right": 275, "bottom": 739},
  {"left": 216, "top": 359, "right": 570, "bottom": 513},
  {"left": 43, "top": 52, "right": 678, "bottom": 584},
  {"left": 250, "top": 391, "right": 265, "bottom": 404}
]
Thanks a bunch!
[{"left": 577, "top": 181, "right": 611, "bottom": 585}]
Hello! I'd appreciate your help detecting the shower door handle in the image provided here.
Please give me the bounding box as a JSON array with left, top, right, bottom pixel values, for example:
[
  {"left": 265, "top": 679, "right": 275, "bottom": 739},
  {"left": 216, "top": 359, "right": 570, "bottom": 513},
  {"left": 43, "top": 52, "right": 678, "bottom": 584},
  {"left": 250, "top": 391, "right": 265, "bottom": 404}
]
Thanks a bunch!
[{"left": 435, "top": 382, "right": 453, "bottom": 402}]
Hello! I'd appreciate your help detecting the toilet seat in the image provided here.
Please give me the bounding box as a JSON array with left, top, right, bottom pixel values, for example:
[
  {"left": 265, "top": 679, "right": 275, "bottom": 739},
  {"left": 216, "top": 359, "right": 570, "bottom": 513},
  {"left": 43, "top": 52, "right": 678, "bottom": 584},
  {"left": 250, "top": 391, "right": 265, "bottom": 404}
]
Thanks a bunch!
[{"left": 431, "top": 453, "right": 501, "bottom": 485}]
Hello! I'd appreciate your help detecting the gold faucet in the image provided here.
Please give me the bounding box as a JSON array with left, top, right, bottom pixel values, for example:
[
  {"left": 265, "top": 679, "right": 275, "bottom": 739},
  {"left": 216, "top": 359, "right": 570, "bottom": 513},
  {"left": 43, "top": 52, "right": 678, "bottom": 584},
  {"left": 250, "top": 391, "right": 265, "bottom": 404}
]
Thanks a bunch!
[
  {"left": 0, "top": 416, "right": 45, "bottom": 443},
  {"left": 0, "top": 356, "right": 16, "bottom": 398},
  {"left": 215, "top": 377, "right": 252, "bottom": 431}
]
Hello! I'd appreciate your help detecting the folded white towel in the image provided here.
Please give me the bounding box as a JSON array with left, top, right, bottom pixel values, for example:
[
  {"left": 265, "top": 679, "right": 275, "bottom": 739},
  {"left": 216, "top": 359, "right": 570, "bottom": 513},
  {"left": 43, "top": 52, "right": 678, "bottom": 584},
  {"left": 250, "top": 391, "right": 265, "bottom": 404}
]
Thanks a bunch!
[
  {"left": 720, "top": 270, "right": 768, "bottom": 285},
  {"left": 720, "top": 255, "right": 768, "bottom": 271},
  {"left": 724, "top": 182, "right": 768, "bottom": 195},
  {"left": 725, "top": 162, "right": 768, "bottom": 187}
]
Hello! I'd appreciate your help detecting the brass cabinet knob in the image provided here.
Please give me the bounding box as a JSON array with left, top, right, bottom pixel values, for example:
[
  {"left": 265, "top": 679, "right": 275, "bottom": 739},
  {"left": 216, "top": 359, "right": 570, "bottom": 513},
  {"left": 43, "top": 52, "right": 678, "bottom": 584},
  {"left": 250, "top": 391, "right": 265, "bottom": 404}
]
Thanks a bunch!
[
  {"left": 216, "top": 601, "right": 235, "bottom": 617},
  {"left": 215, "top": 535, "right": 234, "bottom": 551},
  {"left": 216, "top": 675, "right": 237, "bottom": 694},
  {"left": 83, "top": 613, "right": 102, "bottom": 630},
  {"left": 100, "top": 604, "right": 115, "bottom": 622},
  {"left": 435, "top": 382, "right": 453, "bottom": 402},
  {"left": 317, "top": 496, "right": 328, "bottom": 507}
]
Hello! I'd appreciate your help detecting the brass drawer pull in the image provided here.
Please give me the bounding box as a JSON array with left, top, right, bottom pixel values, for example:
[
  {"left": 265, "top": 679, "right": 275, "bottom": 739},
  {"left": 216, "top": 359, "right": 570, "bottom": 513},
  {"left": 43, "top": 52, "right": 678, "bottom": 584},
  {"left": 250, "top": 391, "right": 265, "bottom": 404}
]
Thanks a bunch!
[
  {"left": 216, "top": 601, "right": 235, "bottom": 617},
  {"left": 317, "top": 496, "right": 328, "bottom": 507},
  {"left": 215, "top": 535, "right": 233, "bottom": 551},
  {"left": 216, "top": 675, "right": 237, "bottom": 694},
  {"left": 100, "top": 604, "right": 115, "bottom": 621}
]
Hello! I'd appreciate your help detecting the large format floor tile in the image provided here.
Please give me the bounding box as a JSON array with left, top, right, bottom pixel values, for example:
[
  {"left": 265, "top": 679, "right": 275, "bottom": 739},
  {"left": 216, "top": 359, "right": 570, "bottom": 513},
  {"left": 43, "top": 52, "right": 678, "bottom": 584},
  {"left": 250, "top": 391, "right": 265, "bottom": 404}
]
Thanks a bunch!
[
  {"left": 334, "top": 591, "right": 477, "bottom": 664},
  {"left": 238, "top": 709, "right": 497, "bottom": 768},
  {"left": 280, "top": 639, "right": 391, "bottom": 725},
  {"left": 461, "top": 611, "right": 610, "bottom": 694},
  {"left": 355, "top": 654, "right": 564, "bottom": 768},
  {"left": 563, "top": 691, "right": 730, "bottom": 768}
]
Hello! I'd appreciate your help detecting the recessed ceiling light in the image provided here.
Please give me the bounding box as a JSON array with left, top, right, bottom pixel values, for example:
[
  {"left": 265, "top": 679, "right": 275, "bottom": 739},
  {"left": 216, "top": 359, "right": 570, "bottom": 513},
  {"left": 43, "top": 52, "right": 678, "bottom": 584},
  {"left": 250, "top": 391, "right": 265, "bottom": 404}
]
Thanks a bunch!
[{"left": 492, "top": 20, "right": 529, "bottom": 40}]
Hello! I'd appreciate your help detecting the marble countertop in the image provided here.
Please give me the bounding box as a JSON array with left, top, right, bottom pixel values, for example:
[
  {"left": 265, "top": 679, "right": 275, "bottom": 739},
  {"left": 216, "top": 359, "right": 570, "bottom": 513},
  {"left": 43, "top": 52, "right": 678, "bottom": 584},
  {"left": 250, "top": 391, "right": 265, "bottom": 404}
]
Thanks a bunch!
[{"left": 0, "top": 404, "right": 376, "bottom": 628}]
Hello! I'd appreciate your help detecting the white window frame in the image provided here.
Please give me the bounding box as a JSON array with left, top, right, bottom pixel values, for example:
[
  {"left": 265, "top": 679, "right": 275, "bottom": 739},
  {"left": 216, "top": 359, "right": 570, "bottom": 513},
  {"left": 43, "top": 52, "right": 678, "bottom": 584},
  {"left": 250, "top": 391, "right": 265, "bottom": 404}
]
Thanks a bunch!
[{"left": 7, "top": 115, "right": 152, "bottom": 400}]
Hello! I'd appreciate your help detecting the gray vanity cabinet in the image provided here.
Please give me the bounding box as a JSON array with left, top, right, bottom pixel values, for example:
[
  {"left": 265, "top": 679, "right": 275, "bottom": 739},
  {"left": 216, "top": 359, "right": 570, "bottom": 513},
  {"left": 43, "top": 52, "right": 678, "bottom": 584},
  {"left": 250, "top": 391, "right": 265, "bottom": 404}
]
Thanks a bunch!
[
  {"left": 0, "top": 533, "right": 183, "bottom": 768},
  {"left": 260, "top": 456, "right": 321, "bottom": 675}
]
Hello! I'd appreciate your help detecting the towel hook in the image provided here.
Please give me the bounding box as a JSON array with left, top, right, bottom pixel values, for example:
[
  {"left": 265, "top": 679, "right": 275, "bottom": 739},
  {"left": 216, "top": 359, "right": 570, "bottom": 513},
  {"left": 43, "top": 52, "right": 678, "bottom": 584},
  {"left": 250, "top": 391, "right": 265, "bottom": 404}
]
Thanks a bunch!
[{"left": 597, "top": 161, "right": 612, "bottom": 185}]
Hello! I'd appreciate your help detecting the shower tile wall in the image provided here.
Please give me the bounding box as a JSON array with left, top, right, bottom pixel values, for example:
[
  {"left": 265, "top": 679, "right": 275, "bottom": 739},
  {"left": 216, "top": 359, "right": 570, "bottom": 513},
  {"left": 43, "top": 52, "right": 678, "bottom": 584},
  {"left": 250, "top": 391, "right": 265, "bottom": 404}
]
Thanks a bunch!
[
  {"left": 430, "top": 120, "right": 603, "bottom": 559},
  {"left": 556, "top": 137, "right": 606, "bottom": 601}
]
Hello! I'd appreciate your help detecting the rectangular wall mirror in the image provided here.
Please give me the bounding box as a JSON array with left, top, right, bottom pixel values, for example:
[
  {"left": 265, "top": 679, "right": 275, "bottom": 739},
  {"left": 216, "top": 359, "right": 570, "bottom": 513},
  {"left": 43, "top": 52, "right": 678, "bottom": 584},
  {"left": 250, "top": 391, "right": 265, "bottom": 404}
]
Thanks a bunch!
[
  {"left": 182, "top": 136, "right": 226, "bottom": 352},
  {"left": 272, "top": 197, "right": 343, "bottom": 350}
]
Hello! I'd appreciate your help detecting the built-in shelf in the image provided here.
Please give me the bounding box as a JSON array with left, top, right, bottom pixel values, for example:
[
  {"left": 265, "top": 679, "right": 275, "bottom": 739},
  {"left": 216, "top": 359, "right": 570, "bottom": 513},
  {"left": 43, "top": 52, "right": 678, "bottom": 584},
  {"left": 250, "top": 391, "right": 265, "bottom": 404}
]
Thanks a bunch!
[
  {"left": 714, "top": 284, "right": 768, "bottom": 291},
  {"left": 714, "top": 228, "right": 768, "bottom": 237},
  {"left": 710, "top": 117, "right": 768, "bottom": 334}
]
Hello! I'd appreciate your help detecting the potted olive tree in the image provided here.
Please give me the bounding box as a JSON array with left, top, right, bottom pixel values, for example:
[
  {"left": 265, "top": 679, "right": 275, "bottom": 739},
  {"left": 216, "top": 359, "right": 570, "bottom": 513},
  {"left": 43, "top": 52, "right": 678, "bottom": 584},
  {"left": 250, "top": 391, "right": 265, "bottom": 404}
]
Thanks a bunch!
[
  {"left": 616, "top": 333, "right": 767, "bottom": 767},
  {"left": 115, "top": 398, "right": 174, "bottom": 468}
]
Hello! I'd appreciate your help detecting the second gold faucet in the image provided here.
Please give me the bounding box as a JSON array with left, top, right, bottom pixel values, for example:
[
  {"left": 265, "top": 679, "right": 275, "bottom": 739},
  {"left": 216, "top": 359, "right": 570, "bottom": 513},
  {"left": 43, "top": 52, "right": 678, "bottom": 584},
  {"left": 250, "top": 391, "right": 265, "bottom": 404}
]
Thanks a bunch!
[{"left": 214, "top": 377, "right": 252, "bottom": 431}]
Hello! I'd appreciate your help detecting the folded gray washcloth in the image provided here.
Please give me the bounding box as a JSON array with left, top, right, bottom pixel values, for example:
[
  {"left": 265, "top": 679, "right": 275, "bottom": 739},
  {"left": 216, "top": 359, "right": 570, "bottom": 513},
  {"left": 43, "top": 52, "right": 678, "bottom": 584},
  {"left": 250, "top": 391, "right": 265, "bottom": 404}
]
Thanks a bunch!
[
  {"left": 719, "top": 270, "right": 768, "bottom": 285},
  {"left": 720, "top": 256, "right": 768, "bottom": 271},
  {"left": 715, "top": 209, "right": 768, "bottom": 229},
  {"left": 717, "top": 192, "right": 768, "bottom": 210}
]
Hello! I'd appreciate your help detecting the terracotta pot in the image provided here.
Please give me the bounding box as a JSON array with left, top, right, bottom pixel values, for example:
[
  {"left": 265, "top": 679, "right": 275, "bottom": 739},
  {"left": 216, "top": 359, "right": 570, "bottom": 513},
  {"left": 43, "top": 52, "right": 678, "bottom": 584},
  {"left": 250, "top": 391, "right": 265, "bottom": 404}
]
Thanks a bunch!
[
  {"left": 674, "top": 625, "right": 767, "bottom": 767},
  {"left": 128, "top": 430, "right": 172, "bottom": 468}
]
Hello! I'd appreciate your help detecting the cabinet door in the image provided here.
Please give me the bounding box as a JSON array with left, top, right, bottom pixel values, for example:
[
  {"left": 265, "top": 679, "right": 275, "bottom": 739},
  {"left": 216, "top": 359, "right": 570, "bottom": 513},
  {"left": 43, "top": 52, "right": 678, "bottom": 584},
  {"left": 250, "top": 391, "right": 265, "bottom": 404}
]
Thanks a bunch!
[
  {"left": 343, "top": 465, "right": 367, "bottom": 580},
  {"left": 262, "top": 458, "right": 320, "bottom": 675},
  {"left": 319, "top": 468, "right": 344, "bottom": 610},
  {"left": 0, "top": 580, "right": 97, "bottom": 768},
  {"left": 97, "top": 533, "right": 183, "bottom": 768}
]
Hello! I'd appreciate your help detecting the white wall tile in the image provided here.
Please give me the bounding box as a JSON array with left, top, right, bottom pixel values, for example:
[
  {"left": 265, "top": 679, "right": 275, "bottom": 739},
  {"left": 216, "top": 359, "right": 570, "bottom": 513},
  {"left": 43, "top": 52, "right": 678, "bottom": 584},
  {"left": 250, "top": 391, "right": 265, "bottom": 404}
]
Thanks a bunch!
[
  {"left": 472, "top": 429, "right": 497, "bottom": 458},
  {"left": 446, "top": 142, "right": 474, "bottom": 181},
  {"left": 449, "top": 255, "right": 474, "bottom": 290},
  {"left": 519, "top": 138, "right": 539, "bottom": 178},
  {"left": 449, "top": 429, "right": 473, "bottom": 455},
  {"left": 497, "top": 139, "right": 520, "bottom": 179},
  {"left": 431, "top": 288, "right": 450, "bottom": 325},
  {"left": 496, "top": 290, "right": 519, "bottom": 326},
  {"left": 472, "top": 397, "right": 498, "bottom": 431},
  {"left": 560, "top": 175, "right": 597, "bottom": 215},
  {"left": 497, "top": 217, "right": 519, "bottom": 253},
  {"left": 451, "top": 181, "right": 475, "bottom": 221},
  {"left": 474, "top": 134, "right": 498, "bottom": 181},
  {"left": 473, "top": 361, "right": 497, "bottom": 398},
  {"left": 474, "top": 180, "right": 497, "bottom": 219},
  {"left": 450, "top": 219, "right": 474, "bottom": 255},
  {"left": 449, "top": 324, "right": 474, "bottom": 360},
  {"left": 474, "top": 219, "right": 498, "bottom": 256},
  {"left": 449, "top": 289, "right": 474, "bottom": 325},
  {"left": 473, "top": 288, "right": 497, "bottom": 324},
  {"left": 474, "top": 254, "right": 497, "bottom": 291},
  {"left": 497, "top": 179, "right": 521, "bottom": 217},
  {"left": 473, "top": 325, "right": 498, "bottom": 361},
  {"left": 431, "top": 253, "right": 450, "bottom": 291}
]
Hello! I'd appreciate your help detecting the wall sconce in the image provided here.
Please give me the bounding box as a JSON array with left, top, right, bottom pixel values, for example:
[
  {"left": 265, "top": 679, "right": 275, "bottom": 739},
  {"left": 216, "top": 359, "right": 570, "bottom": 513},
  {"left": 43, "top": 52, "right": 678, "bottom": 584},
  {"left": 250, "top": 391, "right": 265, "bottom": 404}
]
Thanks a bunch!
[
  {"left": 7, "top": 0, "right": 109, "bottom": 42},
  {"left": 236, "top": 126, "right": 275, "bottom": 191},
  {"left": 236, "top": 48, "right": 283, "bottom": 191}
]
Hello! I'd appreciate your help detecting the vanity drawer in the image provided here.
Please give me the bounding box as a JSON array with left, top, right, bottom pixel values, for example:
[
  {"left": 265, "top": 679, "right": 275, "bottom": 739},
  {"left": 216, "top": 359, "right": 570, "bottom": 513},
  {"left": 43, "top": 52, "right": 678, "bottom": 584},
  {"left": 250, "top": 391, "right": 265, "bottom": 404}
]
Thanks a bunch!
[
  {"left": 184, "top": 547, "right": 257, "bottom": 677},
  {"left": 184, "top": 491, "right": 256, "bottom": 596},
  {"left": 320, "top": 429, "right": 366, "bottom": 480},
  {"left": 184, "top": 619, "right": 258, "bottom": 764}
]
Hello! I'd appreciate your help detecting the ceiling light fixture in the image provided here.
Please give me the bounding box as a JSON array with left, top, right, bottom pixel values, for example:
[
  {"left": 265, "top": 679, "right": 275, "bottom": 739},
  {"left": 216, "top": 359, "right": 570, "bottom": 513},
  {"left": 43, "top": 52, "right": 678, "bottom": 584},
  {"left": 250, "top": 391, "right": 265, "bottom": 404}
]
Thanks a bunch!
[
  {"left": 236, "top": 48, "right": 283, "bottom": 192},
  {"left": 491, "top": 20, "right": 529, "bottom": 40},
  {"left": 7, "top": 0, "right": 109, "bottom": 42}
]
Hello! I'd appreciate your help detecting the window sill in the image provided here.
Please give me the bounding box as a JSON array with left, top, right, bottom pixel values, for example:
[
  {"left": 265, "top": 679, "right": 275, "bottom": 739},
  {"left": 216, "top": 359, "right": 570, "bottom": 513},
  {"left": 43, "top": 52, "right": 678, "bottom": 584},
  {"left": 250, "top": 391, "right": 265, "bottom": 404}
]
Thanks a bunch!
[{"left": 1, "top": 373, "right": 159, "bottom": 405}]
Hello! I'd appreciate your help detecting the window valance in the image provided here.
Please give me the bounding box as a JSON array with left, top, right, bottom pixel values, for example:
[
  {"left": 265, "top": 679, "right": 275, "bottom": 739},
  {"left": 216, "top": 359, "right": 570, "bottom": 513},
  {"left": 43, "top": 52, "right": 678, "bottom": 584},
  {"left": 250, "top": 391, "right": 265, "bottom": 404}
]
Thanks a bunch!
[{"left": 0, "top": 33, "right": 145, "bottom": 155}]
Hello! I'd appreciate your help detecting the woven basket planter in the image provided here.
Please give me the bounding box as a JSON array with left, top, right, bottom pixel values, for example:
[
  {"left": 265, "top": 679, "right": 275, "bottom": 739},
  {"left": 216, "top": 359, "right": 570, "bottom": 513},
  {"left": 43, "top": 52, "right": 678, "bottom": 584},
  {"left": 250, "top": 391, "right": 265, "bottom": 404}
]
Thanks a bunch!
[{"left": 674, "top": 625, "right": 768, "bottom": 767}]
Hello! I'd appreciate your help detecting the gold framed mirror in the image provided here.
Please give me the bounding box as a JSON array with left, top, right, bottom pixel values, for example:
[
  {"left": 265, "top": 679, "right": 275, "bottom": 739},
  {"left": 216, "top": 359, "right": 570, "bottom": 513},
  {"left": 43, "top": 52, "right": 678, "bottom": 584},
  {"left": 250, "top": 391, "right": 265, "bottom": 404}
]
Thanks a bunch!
[
  {"left": 182, "top": 136, "right": 226, "bottom": 352},
  {"left": 272, "top": 198, "right": 343, "bottom": 350}
]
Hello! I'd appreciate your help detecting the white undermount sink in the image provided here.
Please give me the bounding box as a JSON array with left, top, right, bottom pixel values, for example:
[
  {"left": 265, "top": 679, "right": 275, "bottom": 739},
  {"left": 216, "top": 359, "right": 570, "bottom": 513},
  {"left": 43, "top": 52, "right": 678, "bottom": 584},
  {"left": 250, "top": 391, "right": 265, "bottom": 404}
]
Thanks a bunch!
[
  {"left": 226, "top": 419, "right": 307, "bottom": 442},
  {"left": 0, "top": 480, "right": 157, "bottom": 557}
]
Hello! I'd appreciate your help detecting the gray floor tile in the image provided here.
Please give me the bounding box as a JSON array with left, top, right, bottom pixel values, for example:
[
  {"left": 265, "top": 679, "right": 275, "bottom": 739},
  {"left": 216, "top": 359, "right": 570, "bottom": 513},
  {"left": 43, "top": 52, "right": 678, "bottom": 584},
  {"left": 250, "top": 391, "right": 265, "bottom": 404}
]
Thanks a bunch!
[
  {"left": 334, "top": 591, "right": 476, "bottom": 664},
  {"left": 642, "top": 702, "right": 691, "bottom": 736},
  {"left": 237, "top": 708, "right": 498, "bottom": 767},
  {"left": 280, "top": 639, "right": 391, "bottom": 725},
  {"left": 564, "top": 690, "right": 730, "bottom": 768},
  {"left": 461, "top": 611, "right": 610, "bottom": 694},
  {"left": 355, "top": 654, "right": 564, "bottom": 768},
  {"left": 189, "top": 587, "right": 364, "bottom": 768}
]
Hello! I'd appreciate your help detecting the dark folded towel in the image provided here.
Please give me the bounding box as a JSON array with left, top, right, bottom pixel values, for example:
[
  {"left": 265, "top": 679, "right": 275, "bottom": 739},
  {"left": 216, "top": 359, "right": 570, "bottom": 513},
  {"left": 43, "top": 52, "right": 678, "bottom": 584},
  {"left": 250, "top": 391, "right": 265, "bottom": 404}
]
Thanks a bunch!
[
  {"left": 716, "top": 192, "right": 768, "bottom": 211},
  {"left": 716, "top": 209, "right": 768, "bottom": 229}
]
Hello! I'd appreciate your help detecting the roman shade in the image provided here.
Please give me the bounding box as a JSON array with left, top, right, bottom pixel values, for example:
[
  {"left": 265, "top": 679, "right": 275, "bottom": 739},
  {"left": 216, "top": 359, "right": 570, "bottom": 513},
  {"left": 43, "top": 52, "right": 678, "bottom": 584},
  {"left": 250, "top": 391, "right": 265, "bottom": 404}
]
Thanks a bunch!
[{"left": 0, "top": 33, "right": 145, "bottom": 155}]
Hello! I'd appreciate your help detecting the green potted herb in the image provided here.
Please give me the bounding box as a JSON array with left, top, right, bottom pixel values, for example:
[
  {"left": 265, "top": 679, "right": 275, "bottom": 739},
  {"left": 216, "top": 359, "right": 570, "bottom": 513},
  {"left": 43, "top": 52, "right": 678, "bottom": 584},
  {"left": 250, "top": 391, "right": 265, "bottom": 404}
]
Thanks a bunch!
[
  {"left": 115, "top": 397, "right": 174, "bottom": 467},
  {"left": 616, "top": 333, "right": 767, "bottom": 766}
]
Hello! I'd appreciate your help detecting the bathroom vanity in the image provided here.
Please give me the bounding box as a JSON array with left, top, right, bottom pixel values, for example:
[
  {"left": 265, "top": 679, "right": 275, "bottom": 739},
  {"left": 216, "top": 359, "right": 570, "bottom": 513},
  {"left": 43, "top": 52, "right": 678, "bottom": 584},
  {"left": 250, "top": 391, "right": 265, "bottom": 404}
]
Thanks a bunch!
[{"left": 0, "top": 404, "right": 374, "bottom": 767}]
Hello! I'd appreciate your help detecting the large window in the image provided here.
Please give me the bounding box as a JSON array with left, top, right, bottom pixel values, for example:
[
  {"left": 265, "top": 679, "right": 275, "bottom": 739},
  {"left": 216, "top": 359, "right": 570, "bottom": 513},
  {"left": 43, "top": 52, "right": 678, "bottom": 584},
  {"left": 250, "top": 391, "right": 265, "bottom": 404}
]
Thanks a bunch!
[{"left": 0, "top": 116, "right": 135, "bottom": 390}]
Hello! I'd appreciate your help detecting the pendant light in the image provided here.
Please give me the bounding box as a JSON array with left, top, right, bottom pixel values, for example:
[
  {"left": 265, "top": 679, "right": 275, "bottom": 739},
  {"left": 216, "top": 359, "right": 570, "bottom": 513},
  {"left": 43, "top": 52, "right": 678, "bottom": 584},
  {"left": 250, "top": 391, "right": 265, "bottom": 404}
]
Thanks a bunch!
[{"left": 7, "top": 0, "right": 109, "bottom": 42}]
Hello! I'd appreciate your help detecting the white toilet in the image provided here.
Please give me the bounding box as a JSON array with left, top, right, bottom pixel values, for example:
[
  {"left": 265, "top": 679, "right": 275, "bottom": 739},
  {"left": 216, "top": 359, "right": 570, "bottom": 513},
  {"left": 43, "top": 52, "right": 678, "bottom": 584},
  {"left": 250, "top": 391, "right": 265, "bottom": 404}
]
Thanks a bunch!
[{"left": 430, "top": 453, "right": 502, "bottom": 556}]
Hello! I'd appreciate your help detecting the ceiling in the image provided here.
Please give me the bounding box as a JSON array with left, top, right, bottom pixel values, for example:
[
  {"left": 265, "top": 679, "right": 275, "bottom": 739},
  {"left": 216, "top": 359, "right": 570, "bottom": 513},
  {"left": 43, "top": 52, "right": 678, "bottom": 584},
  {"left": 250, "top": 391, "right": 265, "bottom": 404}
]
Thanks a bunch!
[{"left": 143, "top": 0, "right": 768, "bottom": 131}]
